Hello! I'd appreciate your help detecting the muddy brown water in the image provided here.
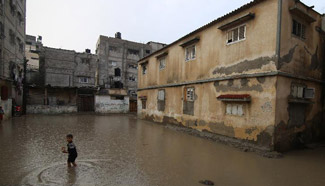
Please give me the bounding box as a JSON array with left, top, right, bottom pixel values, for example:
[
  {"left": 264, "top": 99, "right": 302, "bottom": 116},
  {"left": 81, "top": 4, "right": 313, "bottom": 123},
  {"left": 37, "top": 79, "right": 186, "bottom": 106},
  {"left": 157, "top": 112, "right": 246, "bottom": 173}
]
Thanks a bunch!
[{"left": 0, "top": 114, "right": 324, "bottom": 186}]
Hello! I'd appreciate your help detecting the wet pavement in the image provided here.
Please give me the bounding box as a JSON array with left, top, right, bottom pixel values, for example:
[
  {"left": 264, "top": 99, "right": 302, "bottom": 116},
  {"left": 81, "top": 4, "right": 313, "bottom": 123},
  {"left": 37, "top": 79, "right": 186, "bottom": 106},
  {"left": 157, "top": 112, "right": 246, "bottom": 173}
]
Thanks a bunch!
[{"left": 0, "top": 114, "right": 325, "bottom": 186}]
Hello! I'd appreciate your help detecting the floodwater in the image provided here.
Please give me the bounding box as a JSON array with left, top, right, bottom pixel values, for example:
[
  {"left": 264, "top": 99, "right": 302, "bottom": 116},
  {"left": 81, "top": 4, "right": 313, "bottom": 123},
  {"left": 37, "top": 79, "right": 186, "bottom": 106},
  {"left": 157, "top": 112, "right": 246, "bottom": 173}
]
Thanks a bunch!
[{"left": 0, "top": 114, "right": 324, "bottom": 186}]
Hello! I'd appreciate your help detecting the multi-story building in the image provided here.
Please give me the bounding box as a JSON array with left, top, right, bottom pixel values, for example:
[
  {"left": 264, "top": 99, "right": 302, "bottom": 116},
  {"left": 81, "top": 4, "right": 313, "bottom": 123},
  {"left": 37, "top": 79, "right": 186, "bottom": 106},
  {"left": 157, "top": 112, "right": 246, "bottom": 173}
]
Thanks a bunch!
[
  {"left": 0, "top": 0, "right": 26, "bottom": 118},
  {"left": 26, "top": 43, "right": 99, "bottom": 114},
  {"left": 138, "top": 0, "right": 325, "bottom": 152},
  {"left": 96, "top": 33, "right": 165, "bottom": 112}
]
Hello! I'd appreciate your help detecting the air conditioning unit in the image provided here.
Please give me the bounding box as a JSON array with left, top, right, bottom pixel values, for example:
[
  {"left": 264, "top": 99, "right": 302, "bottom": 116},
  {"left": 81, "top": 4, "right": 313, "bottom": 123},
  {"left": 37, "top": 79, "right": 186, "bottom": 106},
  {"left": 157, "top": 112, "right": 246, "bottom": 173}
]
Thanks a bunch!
[{"left": 304, "top": 88, "right": 315, "bottom": 99}]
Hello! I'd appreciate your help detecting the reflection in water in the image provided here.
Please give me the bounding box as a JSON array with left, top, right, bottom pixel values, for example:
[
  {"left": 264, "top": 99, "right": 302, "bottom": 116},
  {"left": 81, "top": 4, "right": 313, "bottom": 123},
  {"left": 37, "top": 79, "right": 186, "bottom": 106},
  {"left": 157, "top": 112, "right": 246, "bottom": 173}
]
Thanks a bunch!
[
  {"left": 67, "top": 167, "right": 76, "bottom": 185},
  {"left": 0, "top": 114, "right": 324, "bottom": 186}
]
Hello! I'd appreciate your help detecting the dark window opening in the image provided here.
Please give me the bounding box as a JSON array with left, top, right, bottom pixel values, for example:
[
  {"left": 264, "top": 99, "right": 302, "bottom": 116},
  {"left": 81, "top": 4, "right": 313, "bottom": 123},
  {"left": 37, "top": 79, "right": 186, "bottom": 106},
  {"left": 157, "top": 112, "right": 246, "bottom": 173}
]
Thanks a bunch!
[
  {"left": 128, "top": 49, "right": 139, "bottom": 56},
  {"left": 142, "top": 100, "right": 147, "bottom": 109},
  {"left": 112, "top": 96, "right": 124, "bottom": 100},
  {"left": 115, "top": 68, "right": 121, "bottom": 77},
  {"left": 146, "top": 50, "right": 151, "bottom": 54},
  {"left": 292, "top": 19, "right": 306, "bottom": 39},
  {"left": 1, "top": 86, "right": 9, "bottom": 100}
]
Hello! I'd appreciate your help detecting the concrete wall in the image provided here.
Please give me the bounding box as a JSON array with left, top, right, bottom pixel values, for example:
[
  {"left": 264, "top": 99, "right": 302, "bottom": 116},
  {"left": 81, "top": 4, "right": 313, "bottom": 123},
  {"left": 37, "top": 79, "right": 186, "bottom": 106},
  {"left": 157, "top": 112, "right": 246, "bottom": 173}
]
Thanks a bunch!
[
  {"left": 138, "top": 0, "right": 278, "bottom": 150},
  {"left": 27, "top": 105, "right": 77, "bottom": 114},
  {"left": 138, "top": 77, "right": 277, "bottom": 149},
  {"left": 137, "top": 0, "right": 325, "bottom": 151},
  {"left": 273, "top": 0, "right": 325, "bottom": 151},
  {"left": 95, "top": 95, "right": 129, "bottom": 113},
  {"left": 41, "top": 47, "right": 98, "bottom": 88},
  {"left": 138, "top": 0, "right": 278, "bottom": 88}
]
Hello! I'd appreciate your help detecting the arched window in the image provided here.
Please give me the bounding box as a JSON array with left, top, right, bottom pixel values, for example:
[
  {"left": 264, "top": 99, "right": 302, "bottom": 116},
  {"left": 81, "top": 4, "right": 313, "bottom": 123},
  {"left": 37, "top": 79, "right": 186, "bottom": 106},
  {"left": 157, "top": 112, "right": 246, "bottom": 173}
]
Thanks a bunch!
[{"left": 115, "top": 68, "right": 121, "bottom": 77}]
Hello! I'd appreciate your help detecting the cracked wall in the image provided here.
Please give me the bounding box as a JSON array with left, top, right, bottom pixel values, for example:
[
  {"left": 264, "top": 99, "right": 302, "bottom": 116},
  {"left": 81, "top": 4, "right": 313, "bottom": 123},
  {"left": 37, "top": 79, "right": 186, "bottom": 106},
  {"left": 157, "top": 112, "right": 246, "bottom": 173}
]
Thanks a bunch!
[{"left": 138, "top": 76, "right": 277, "bottom": 150}]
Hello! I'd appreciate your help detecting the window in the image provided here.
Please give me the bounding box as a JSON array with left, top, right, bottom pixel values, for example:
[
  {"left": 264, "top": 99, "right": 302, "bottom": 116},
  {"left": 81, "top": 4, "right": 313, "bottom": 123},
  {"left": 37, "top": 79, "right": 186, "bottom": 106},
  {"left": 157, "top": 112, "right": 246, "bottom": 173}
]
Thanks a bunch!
[
  {"left": 0, "top": 22, "right": 4, "bottom": 38},
  {"left": 129, "top": 76, "right": 136, "bottom": 81},
  {"left": 109, "top": 46, "right": 118, "bottom": 52},
  {"left": 158, "top": 90, "right": 165, "bottom": 101},
  {"left": 9, "top": 30, "right": 15, "bottom": 45},
  {"left": 111, "top": 96, "right": 124, "bottom": 100},
  {"left": 110, "top": 61, "right": 117, "bottom": 67},
  {"left": 128, "top": 64, "right": 137, "bottom": 69},
  {"left": 292, "top": 19, "right": 306, "bottom": 39},
  {"left": 79, "top": 77, "right": 89, "bottom": 83},
  {"left": 19, "top": 42, "right": 24, "bottom": 53},
  {"left": 227, "top": 25, "right": 246, "bottom": 44},
  {"left": 114, "top": 68, "right": 121, "bottom": 77},
  {"left": 128, "top": 49, "right": 139, "bottom": 56},
  {"left": 185, "top": 45, "right": 196, "bottom": 61},
  {"left": 226, "top": 104, "right": 244, "bottom": 116},
  {"left": 9, "top": 0, "right": 16, "bottom": 16},
  {"left": 142, "top": 100, "right": 147, "bottom": 109},
  {"left": 146, "top": 50, "right": 151, "bottom": 54},
  {"left": 159, "top": 57, "right": 166, "bottom": 70},
  {"left": 82, "top": 58, "right": 90, "bottom": 63},
  {"left": 291, "top": 84, "right": 315, "bottom": 99},
  {"left": 142, "top": 63, "right": 147, "bottom": 75},
  {"left": 186, "top": 88, "right": 195, "bottom": 102}
]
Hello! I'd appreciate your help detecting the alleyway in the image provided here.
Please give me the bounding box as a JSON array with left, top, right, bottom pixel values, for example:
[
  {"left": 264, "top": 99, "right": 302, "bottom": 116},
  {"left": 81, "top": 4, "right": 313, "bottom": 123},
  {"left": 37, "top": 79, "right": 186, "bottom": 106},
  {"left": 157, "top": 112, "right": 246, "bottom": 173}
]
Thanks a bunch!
[{"left": 0, "top": 115, "right": 324, "bottom": 186}]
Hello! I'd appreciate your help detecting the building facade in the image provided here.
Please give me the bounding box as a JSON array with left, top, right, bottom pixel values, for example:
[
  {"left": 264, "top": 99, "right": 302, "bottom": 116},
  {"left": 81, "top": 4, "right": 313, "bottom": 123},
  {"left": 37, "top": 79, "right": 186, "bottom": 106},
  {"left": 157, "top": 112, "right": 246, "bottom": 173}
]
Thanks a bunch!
[
  {"left": 96, "top": 33, "right": 165, "bottom": 113},
  {"left": 0, "top": 0, "right": 26, "bottom": 119},
  {"left": 26, "top": 44, "right": 98, "bottom": 114},
  {"left": 138, "top": 0, "right": 325, "bottom": 152}
]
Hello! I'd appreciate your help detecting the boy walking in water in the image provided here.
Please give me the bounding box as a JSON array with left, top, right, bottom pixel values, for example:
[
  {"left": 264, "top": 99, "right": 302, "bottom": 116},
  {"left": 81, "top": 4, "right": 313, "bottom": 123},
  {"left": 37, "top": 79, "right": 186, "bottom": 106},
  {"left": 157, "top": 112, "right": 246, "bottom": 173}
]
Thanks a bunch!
[{"left": 62, "top": 134, "right": 78, "bottom": 167}]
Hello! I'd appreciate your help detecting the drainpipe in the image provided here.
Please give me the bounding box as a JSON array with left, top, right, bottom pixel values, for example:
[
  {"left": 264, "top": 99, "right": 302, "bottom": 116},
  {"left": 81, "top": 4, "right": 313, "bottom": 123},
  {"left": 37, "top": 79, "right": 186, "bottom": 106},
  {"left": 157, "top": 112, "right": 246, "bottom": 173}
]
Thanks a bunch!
[
  {"left": 276, "top": 0, "right": 283, "bottom": 68},
  {"left": 273, "top": 0, "right": 283, "bottom": 151}
]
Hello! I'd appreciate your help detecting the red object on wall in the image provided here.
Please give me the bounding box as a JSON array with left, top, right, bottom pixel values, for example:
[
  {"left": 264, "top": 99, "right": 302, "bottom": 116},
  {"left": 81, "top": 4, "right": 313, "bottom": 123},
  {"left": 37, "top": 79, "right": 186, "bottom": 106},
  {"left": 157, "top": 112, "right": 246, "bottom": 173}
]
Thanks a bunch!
[
  {"left": 217, "top": 94, "right": 251, "bottom": 99},
  {"left": 1, "top": 86, "right": 9, "bottom": 100}
]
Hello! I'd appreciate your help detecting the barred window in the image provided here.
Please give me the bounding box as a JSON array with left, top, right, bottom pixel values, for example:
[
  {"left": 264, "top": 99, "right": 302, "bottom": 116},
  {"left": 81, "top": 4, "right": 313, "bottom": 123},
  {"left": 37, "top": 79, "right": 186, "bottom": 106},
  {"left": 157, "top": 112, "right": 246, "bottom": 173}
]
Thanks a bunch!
[
  {"left": 185, "top": 45, "right": 196, "bottom": 61},
  {"left": 292, "top": 19, "right": 306, "bottom": 39},
  {"left": 227, "top": 25, "right": 246, "bottom": 44}
]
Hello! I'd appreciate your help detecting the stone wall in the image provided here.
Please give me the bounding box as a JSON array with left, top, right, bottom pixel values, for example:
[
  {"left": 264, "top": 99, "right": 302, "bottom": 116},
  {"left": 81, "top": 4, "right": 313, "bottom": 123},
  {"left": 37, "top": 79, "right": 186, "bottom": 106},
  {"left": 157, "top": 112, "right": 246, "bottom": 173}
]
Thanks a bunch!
[
  {"left": 27, "top": 105, "right": 77, "bottom": 114},
  {"left": 95, "top": 95, "right": 129, "bottom": 113}
]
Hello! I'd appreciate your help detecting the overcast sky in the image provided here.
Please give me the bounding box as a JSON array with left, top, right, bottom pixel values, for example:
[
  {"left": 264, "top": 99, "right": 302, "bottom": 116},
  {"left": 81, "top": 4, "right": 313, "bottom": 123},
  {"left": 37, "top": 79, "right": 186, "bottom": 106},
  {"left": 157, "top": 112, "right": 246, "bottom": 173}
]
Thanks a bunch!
[{"left": 26, "top": 0, "right": 325, "bottom": 53}]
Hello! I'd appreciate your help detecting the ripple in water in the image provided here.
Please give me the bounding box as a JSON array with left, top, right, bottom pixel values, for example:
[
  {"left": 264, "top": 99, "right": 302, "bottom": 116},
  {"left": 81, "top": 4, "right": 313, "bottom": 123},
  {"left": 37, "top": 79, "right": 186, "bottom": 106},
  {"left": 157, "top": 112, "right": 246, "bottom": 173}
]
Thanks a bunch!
[{"left": 21, "top": 159, "right": 149, "bottom": 186}]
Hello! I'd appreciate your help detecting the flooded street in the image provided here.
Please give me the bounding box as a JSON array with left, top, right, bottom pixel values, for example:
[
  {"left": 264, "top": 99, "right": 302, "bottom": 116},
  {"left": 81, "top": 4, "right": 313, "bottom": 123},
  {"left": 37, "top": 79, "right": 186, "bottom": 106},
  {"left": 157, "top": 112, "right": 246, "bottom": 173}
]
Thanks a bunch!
[{"left": 0, "top": 114, "right": 324, "bottom": 186}]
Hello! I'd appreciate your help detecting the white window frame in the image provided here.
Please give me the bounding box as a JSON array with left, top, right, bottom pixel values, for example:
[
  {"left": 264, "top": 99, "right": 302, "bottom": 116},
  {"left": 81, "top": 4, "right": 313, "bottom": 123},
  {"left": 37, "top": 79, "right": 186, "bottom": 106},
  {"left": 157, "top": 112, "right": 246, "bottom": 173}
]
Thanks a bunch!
[
  {"left": 226, "top": 104, "right": 244, "bottom": 116},
  {"left": 79, "top": 77, "right": 89, "bottom": 84},
  {"left": 159, "top": 57, "right": 166, "bottom": 70},
  {"left": 186, "top": 87, "right": 195, "bottom": 102},
  {"left": 158, "top": 90, "right": 165, "bottom": 101},
  {"left": 185, "top": 45, "right": 196, "bottom": 62},
  {"left": 227, "top": 24, "right": 246, "bottom": 45}
]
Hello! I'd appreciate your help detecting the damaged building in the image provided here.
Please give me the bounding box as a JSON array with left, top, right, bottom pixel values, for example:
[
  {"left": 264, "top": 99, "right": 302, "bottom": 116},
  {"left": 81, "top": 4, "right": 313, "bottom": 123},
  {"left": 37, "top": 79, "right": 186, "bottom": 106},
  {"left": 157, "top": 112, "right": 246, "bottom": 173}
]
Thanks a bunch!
[
  {"left": 96, "top": 33, "right": 165, "bottom": 113},
  {"left": 0, "top": 0, "right": 26, "bottom": 119},
  {"left": 26, "top": 42, "right": 98, "bottom": 114},
  {"left": 138, "top": 0, "right": 325, "bottom": 152}
]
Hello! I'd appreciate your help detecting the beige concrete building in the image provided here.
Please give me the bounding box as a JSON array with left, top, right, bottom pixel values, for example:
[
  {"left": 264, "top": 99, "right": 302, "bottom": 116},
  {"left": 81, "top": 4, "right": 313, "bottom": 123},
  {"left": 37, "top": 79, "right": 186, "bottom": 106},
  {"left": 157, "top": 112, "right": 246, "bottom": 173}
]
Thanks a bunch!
[
  {"left": 138, "top": 0, "right": 325, "bottom": 152},
  {"left": 0, "top": 0, "right": 26, "bottom": 119}
]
